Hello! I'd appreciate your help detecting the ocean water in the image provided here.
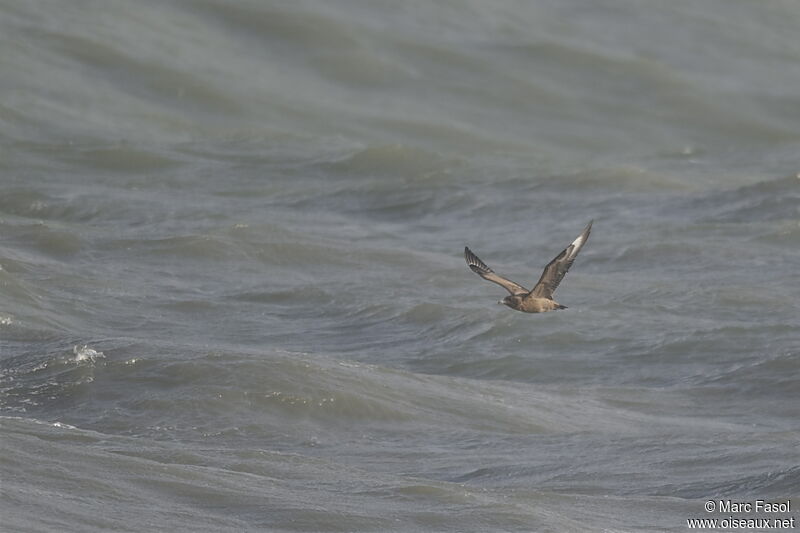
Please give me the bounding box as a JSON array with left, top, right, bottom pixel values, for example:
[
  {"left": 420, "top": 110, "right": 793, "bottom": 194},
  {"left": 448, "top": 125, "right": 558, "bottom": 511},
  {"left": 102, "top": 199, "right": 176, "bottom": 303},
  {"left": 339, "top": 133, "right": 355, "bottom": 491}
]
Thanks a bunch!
[{"left": 1, "top": 1, "right": 799, "bottom": 531}]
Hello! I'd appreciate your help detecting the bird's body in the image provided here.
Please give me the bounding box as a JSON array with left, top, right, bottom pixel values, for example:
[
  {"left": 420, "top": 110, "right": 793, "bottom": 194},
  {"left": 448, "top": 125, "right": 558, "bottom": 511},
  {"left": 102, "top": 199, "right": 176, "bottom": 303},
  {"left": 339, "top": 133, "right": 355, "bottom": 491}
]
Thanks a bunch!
[
  {"left": 500, "top": 294, "right": 566, "bottom": 313},
  {"left": 464, "top": 221, "right": 592, "bottom": 313}
]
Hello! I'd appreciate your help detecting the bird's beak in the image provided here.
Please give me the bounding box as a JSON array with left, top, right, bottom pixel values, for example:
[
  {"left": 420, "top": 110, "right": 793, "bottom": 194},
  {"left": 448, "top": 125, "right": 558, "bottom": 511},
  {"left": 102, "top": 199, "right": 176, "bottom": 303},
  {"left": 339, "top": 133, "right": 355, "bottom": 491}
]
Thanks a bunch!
[{"left": 497, "top": 300, "right": 504, "bottom": 305}]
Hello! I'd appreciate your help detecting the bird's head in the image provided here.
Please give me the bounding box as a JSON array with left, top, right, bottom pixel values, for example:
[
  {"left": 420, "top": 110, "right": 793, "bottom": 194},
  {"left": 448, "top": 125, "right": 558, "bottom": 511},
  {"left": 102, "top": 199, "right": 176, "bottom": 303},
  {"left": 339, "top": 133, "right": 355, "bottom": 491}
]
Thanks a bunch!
[{"left": 499, "top": 295, "right": 521, "bottom": 308}]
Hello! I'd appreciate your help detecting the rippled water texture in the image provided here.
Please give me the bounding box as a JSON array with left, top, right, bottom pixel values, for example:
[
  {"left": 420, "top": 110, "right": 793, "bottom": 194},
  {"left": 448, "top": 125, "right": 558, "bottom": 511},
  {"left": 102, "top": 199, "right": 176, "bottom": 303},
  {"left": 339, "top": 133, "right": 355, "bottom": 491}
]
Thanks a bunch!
[{"left": 2, "top": 1, "right": 799, "bottom": 531}]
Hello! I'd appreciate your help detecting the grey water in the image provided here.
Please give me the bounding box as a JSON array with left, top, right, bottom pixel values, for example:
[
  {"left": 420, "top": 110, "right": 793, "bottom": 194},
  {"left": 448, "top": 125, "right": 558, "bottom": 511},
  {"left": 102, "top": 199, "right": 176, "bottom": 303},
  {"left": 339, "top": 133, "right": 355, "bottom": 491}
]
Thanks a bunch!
[{"left": 1, "top": 1, "right": 799, "bottom": 531}]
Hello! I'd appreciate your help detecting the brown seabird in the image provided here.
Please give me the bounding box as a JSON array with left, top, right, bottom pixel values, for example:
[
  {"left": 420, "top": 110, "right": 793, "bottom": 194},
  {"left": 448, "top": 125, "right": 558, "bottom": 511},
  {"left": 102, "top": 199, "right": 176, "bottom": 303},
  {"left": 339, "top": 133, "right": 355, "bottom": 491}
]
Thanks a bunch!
[{"left": 464, "top": 220, "right": 592, "bottom": 313}]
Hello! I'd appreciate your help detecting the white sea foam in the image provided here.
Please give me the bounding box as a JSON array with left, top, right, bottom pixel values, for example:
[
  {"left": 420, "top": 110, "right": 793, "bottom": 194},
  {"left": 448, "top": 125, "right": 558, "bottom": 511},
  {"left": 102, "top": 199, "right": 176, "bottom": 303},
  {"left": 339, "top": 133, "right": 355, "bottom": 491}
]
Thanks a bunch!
[{"left": 72, "top": 345, "right": 105, "bottom": 363}]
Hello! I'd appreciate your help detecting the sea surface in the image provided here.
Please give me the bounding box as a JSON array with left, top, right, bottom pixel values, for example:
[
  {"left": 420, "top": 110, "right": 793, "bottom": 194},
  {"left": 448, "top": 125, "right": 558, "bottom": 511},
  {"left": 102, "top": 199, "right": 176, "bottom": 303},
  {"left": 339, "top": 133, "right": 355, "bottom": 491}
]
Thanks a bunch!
[{"left": 1, "top": 1, "right": 799, "bottom": 531}]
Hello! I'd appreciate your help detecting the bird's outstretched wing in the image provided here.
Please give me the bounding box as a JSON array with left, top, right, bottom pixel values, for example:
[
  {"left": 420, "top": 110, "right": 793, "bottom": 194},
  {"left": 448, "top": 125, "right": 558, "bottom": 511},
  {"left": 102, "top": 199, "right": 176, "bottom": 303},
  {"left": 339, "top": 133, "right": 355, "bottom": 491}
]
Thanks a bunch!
[
  {"left": 529, "top": 220, "right": 592, "bottom": 300},
  {"left": 464, "top": 247, "right": 529, "bottom": 296}
]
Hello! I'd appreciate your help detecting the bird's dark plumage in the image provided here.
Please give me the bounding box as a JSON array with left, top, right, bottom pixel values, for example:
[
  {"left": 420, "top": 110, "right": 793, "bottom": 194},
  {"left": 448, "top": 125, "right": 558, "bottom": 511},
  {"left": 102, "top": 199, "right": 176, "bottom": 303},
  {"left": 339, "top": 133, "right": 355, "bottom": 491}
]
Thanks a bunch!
[
  {"left": 464, "top": 221, "right": 592, "bottom": 313},
  {"left": 464, "top": 247, "right": 527, "bottom": 296}
]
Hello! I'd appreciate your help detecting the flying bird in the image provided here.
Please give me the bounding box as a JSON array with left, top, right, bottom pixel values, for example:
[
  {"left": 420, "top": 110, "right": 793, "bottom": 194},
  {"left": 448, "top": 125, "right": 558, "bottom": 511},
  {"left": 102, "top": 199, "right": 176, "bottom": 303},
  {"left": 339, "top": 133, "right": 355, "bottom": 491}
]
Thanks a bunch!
[{"left": 464, "top": 221, "right": 592, "bottom": 313}]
